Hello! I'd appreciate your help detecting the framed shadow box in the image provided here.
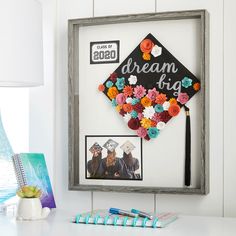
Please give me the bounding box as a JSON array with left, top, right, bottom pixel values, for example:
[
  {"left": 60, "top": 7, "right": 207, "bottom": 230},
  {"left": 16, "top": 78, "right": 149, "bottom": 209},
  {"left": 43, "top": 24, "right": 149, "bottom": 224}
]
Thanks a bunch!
[{"left": 68, "top": 10, "right": 209, "bottom": 194}]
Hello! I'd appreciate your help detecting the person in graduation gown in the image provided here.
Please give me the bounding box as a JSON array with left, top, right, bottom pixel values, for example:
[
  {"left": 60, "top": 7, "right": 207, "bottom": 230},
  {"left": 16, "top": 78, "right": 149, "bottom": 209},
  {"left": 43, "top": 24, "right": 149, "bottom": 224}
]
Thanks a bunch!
[
  {"left": 120, "top": 140, "right": 140, "bottom": 179},
  {"left": 87, "top": 142, "right": 103, "bottom": 178}
]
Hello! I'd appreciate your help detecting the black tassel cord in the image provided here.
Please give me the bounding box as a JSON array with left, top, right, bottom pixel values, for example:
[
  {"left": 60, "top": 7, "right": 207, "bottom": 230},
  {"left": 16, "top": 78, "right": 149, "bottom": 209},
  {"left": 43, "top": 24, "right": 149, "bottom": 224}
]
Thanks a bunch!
[{"left": 184, "top": 105, "right": 191, "bottom": 186}]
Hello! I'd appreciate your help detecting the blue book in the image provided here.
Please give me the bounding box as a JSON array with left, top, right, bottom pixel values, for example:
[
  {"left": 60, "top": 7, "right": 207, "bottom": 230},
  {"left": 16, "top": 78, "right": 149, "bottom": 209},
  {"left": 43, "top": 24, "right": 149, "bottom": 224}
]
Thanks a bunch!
[{"left": 12, "top": 153, "right": 56, "bottom": 208}]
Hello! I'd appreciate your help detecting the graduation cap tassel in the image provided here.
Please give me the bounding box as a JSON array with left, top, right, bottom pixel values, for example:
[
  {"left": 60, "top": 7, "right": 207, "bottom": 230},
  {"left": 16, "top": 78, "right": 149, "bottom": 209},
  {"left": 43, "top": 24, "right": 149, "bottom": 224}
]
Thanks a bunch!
[{"left": 184, "top": 105, "right": 191, "bottom": 186}]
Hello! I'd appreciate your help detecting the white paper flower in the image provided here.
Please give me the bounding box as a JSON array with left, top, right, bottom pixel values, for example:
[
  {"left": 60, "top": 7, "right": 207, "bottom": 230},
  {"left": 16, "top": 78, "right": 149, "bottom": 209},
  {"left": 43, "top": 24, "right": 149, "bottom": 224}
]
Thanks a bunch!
[
  {"left": 142, "top": 106, "right": 155, "bottom": 119},
  {"left": 128, "top": 75, "right": 137, "bottom": 85},
  {"left": 156, "top": 121, "right": 166, "bottom": 130},
  {"left": 126, "top": 97, "right": 133, "bottom": 104},
  {"left": 163, "top": 101, "right": 170, "bottom": 111},
  {"left": 123, "top": 113, "right": 132, "bottom": 123},
  {"left": 151, "top": 45, "right": 162, "bottom": 57}
]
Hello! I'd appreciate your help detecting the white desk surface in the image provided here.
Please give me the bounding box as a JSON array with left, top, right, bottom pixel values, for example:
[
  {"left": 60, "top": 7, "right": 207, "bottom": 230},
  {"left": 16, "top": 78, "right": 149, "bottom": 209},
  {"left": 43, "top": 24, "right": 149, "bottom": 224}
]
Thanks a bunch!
[{"left": 1, "top": 210, "right": 236, "bottom": 236}]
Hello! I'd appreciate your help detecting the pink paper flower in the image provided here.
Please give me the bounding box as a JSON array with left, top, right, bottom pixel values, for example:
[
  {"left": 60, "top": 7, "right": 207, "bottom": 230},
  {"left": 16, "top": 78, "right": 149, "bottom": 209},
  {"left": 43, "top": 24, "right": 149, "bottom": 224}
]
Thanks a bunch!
[
  {"left": 116, "top": 93, "right": 126, "bottom": 105},
  {"left": 133, "top": 85, "right": 146, "bottom": 99},
  {"left": 138, "top": 113, "right": 144, "bottom": 120},
  {"left": 147, "top": 88, "right": 159, "bottom": 101},
  {"left": 137, "top": 127, "right": 148, "bottom": 138},
  {"left": 177, "top": 92, "right": 189, "bottom": 104}
]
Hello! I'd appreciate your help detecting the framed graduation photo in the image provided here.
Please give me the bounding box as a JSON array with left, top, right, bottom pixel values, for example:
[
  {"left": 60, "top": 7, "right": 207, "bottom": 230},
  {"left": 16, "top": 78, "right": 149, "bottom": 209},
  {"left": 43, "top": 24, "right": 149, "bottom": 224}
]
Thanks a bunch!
[{"left": 68, "top": 10, "right": 209, "bottom": 194}]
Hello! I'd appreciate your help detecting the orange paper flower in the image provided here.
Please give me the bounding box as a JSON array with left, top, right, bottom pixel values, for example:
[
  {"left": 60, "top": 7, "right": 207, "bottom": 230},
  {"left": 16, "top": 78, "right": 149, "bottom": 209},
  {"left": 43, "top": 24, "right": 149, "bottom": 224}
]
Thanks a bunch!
[
  {"left": 168, "top": 104, "right": 181, "bottom": 117},
  {"left": 155, "top": 93, "right": 167, "bottom": 105},
  {"left": 140, "top": 118, "right": 152, "bottom": 129},
  {"left": 142, "top": 53, "right": 151, "bottom": 61},
  {"left": 123, "top": 103, "right": 133, "bottom": 113},
  {"left": 140, "top": 39, "right": 154, "bottom": 53},
  {"left": 193, "top": 82, "right": 200, "bottom": 91},
  {"left": 123, "top": 86, "right": 133, "bottom": 97},
  {"left": 169, "top": 98, "right": 177, "bottom": 105},
  {"left": 98, "top": 84, "right": 105, "bottom": 92},
  {"left": 151, "top": 120, "right": 157, "bottom": 127},
  {"left": 141, "top": 97, "right": 152, "bottom": 107},
  {"left": 107, "top": 87, "right": 119, "bottom": 99}
]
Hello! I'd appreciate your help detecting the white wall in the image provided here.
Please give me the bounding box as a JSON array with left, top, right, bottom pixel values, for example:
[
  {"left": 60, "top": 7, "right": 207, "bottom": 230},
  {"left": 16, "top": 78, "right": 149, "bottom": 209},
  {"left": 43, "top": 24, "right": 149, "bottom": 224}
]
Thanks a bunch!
[{"left": 33, "top": 0, "right": 236, "bottom": 217}]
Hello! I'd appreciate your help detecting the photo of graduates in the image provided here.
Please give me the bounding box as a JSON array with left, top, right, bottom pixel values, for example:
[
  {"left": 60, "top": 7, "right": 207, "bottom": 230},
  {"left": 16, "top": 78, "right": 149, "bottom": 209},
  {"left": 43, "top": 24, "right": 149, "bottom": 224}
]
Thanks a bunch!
[{"left": 85, "top": 136, "right": 142, "bottom": 180}]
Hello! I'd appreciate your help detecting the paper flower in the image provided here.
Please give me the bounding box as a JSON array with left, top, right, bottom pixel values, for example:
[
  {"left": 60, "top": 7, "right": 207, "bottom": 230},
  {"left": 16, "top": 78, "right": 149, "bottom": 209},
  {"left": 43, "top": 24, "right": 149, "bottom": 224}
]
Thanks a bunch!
[
  {"left": 138, "top": 113, "right": 144, "bottom": 120},
  {"left": 123, "top": 85, "right": 133, "bottom": 97},
  {"left": 128, "top": 118, "right": 140, "bottom": 130},
  {"left": 157, "top": 121, "right": 166, "bottom": 130},
  {"left": 119, "top": 109, "right": 126, "bottom": 116},
  {"left": 142, "top": 53, "right": 151, "bottom": 61},
  {"left": 147, "top": 88, "right": 159, "bottom": 101},
  {"left": 177, "top": 92, "right": 189, "bottom": 104},
  {"left": 107, "top": 87, "right": 119, "bottom": 99},
  {"left": 142, "top": 106, "right": 155, "bottom": 119},
  {"left": 110, "top": 72, "right": 118, "bottom": 82},
  {"left": 116, "top": 93, "right": 126, "bottom": 105},
  {"left": 106, "top": 81, "right": 113, "bottom": 88},
  {"left": 154, "top": 104, "right": 164, "bottom": 113},
  {"left": 169, "top": 98, "right": 177, "bottom": 105},
  {"left": 116, "top": 105, "right": 122, "bottom": 112},
  {"left": 182, "top": 77, "right": 192, "bottom": 88},
  {"left": 155, "top": 93, "right": 167, "bottom": 104},
  {"left": 123, "top": 103, "right": 133, "bottom": 113},
  {"left": 137, "top": 127, "right": 147, "bottom": 138},
  {"left": 141, "top": 97, "right": 152, "bottom": 107},
  {"left": 111, "top": 99, "right": 117, "bottom": 107},
  {"left": 151, "top": 120, "right": 157, "bottom": 127},
  {"left": 151, "top": 45, "right": 162, "bottom": 57},
  {"left": 133, "top": 103, "right": 144, "bottom": 113},
  {"left": 131, "top": 98, "right": 140, "bottom": 105},
  {"left": 140, "top": 118, "right": 152, "bottom": 129},
  {"left": 152, "top": 113, "right": 162, "bottom": 123},
  {"left": 126, "top": 97, "right": 133, "bottom": 104},
  {"left": 148, "top": 127, "right": 160, "bottom": 139},
  {"left": 193, "top": 82, "right": 200, "bottom": 91},
  {"left": 159, "top": 111, "right": 171, "bottom": 123},
  {"left": 128, "top": 75, "right": 137, "bottom": 85},
  {"left": 163, "top": 101, "right": 170, "bottom": 111},
  {"left": 98, "top": 84, "right": 105, "bottom": 92},
  {"left": 123, "top": 113, "right": 131, "bottom": 123},
  {"left": 140, "top": 39, "right": 154, "bottom": 53},
  {"left": 168, "top": 104, "right": 181, "bottom": 117},
  {"left": 115, "top": 77, "right": 125, "bottom": 90},
  {"left": 133, "top": 85, "right": 146, "bottom": 99},
  {"left": 131, "top": 110, "right": 138, "bottom": 118}
]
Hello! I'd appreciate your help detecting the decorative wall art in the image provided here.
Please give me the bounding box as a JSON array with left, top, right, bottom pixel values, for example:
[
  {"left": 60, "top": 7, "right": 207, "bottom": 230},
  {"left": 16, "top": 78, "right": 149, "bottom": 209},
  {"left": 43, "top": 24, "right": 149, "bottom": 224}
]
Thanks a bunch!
[{"left": 68, "top": 10, "right": 209, "bottom": 194}]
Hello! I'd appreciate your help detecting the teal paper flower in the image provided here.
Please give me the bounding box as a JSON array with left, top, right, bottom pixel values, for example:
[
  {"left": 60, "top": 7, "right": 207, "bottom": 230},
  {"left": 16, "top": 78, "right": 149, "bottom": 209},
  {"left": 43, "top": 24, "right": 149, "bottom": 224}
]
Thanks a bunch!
[
  {"left": 182, "top": 77, "right": 192, "bottom": 88},
  {"left": 115, "top": 77, "right": 125, "bottom": 90},
  {"left": 131, "top": 110, "right": 138, "bottom": 118},
  {"left": 154, "top": 104, "right": 164, "bottom": 113},
  {"left": 148, "top": 127, "right": 160, "bottom": 139},
  {"left": 106, "top": 81, "right": 113, "bottom": 88},
  {"left": 131, "top": 98, "right": 140, "bottom": 105},
  {"left": 111, "top": 99, "right": 117, "bottom": 107}
]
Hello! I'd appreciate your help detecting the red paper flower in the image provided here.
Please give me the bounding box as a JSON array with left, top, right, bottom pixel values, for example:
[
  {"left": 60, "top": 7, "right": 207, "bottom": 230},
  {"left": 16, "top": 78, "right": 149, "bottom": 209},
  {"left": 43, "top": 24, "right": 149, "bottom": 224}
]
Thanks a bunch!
[
  {"left": 133, "top": 103, "right": 144, "bottom": 113},
  {"left": 140, "top": 39, "right": 154, "bottom": 53},
  {"left": 123, "top": 86, "right": 133, "bottom": 97},
  {"left": 128, "top": 118, "right": 140, "bottom": 130},
  {"left": 98, "top": 84, "right": 105, "bottom": 92},
  {"left": 168, "top": 104, "right": 181, "bottom": 117},
  {"left": 160, "top": 111, "right": 171, "bottom": 123},
  {"left": 123, "top": 103, "right": 133, "bottom": 113},
  {"left": 119, "top": 109, "right": 126, "bottom": 117},
  {"left": 110, "top": 72, "right": 118, "bottom": 82},
  {"left": 155, "top": 93, "right": 167, "bottom": 105}
]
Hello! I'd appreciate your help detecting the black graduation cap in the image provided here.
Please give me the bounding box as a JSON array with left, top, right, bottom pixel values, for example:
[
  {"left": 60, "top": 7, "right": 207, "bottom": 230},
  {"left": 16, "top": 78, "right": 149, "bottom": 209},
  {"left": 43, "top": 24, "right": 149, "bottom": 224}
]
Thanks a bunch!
[{"left": 99, "top": 33, "right": 201, "bottom": 186}]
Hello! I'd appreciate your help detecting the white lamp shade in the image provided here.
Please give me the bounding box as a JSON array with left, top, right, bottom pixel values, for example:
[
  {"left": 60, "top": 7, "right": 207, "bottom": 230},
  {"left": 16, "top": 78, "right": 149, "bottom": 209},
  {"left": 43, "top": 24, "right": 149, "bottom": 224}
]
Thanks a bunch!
[{"left": 0, "top": 0, "right": 43, "bottom": 87}]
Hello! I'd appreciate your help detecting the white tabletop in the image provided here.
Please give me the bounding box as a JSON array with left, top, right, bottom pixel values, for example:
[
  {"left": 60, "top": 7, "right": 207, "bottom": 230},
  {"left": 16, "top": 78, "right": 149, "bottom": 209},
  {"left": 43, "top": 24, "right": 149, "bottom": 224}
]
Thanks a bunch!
[{"left": 1, "top": 210, "right": 236, "bottom": 236}]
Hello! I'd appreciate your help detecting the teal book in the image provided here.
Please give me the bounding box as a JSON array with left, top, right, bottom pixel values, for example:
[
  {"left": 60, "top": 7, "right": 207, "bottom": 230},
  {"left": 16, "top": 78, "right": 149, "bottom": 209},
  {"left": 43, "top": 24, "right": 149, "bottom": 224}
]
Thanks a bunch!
[
  {"left": 12, "top": 153, "right": 56, "bottom": 208},
  {"left": 72, "top": 210, "right": 177, "bottom": 228}
]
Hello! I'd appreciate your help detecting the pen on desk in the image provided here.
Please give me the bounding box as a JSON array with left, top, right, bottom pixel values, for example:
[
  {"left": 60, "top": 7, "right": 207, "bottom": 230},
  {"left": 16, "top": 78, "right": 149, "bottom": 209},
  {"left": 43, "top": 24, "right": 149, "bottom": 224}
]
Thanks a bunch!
[
  {"left": 109, "top": 208, "right": 138, "bottom": 218},
  {"left": 131, "top": 209, "right": 153, "bottom": 220}
]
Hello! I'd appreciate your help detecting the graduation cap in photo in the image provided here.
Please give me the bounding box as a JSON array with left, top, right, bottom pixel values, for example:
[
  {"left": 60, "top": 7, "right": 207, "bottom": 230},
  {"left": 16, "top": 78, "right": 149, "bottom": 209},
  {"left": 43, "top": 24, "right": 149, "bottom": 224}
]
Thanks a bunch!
[
  {"left": 120, "top": 140, "right": 136, "bottom": 155},
  {"left": 98, "top": 33, "right": 201, "bottom": 186},
  {"left": 89, "top": 142, "right": 103, "bottom": 154},
  {"left": 103, "top": 139, "right": 119, "bottom": 152}
]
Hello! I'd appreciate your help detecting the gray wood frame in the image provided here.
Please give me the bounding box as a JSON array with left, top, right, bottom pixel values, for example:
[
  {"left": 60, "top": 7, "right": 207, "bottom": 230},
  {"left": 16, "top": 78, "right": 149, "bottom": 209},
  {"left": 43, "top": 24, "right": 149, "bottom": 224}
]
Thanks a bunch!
[{"left": 68, "top": 10, "right": 209, "bottom": 194}]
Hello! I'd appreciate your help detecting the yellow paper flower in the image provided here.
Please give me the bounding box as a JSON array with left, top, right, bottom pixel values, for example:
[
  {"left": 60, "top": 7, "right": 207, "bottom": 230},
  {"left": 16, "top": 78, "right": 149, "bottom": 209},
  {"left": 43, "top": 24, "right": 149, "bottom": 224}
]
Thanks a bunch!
[
  {"left": 142, "top": 52, "right": 151, "bottom": 61},
  {"left": 141, "top": 96, "right": 152, "bottom": 107},
  {"left": 116, "top": 105, "right": 122, "bottom": 112},
  {"left": 107, "top": 86, "right": 119, "bottom": 99},
  {"left": 169, "top": 98, "right": 177, "bottom": 105},
  {"left": 140, "top": 118, "right": 152, "bottom": 129}
]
